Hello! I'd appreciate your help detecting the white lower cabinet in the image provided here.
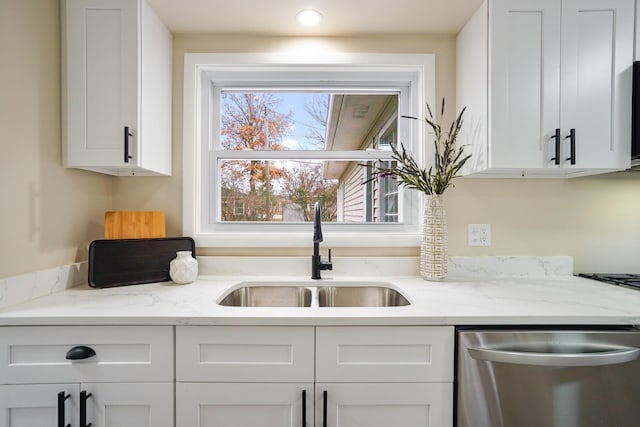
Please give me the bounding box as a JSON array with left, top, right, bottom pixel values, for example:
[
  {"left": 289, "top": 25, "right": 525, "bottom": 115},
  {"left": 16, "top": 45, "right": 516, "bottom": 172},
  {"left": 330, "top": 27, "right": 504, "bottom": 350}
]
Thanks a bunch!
[
  {"left": 0, "top": 324, "right": 454, "bottom": 426},
  {"left": 80, "top": 383, "right": 173, "bottom": 427},
  {"left": 0, "top": 326, "right": 174, "bottom": 427},
  {"left": 315, "top": 326, "right": 454, "bottom": 427},
  {"left": 176, "top": 325, "right": 454, "bottom": 427},
  {"left": 177, "top": 383, "right": 313, "bottom": 427},
  {"left": 0, "top": 383, "right": 172, "bottom": 427},
  {"left": 318, "top": 383, "right": 453, "bottom": 427},
  {"left": 0, "top": 384, "right": 78, "bottom": 427}
]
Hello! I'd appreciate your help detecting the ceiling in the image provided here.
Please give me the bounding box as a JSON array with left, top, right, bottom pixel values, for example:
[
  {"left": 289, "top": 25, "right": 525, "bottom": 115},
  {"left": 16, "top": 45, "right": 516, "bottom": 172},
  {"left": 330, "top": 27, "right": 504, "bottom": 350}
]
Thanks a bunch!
[{"left": 146, "top": 0, "right": 484, "bottom": 36}]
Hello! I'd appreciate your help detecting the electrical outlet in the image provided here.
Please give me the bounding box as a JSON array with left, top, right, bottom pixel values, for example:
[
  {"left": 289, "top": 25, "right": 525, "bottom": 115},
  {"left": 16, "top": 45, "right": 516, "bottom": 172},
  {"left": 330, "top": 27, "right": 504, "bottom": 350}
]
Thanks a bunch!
[{"left": 468, "top": 224, "right": 491, "bottom": 246}]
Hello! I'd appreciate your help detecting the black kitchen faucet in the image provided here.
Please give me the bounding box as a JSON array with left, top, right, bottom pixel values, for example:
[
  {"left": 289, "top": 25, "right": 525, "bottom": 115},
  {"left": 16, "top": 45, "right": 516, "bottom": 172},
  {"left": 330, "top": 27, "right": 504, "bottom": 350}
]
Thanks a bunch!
[{"left": 311, "top": 202, "right": 332, "bottom": 279}]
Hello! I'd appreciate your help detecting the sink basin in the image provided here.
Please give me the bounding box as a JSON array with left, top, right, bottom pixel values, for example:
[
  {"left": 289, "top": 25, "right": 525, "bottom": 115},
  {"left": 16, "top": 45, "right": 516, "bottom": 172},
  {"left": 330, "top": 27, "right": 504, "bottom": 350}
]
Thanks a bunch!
[
  {"left": 218, "top": 281, "right": 410, "bottom": 308},
  {"left": 218, "top": 284, "right": 312, "bottom": 307},
  {"left": 318, "top": 285, "right": 410, "bottom": 307}
]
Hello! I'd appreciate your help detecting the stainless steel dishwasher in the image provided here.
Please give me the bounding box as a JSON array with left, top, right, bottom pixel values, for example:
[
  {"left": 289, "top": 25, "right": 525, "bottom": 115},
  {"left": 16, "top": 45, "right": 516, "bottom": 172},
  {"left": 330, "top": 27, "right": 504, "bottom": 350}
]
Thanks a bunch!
[{"left": 456, "top": 327, "right": 640, "bottom": 427}]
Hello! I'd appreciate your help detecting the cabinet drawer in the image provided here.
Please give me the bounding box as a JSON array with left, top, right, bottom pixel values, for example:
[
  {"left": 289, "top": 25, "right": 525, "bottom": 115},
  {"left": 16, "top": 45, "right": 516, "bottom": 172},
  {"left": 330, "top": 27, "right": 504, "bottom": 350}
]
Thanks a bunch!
[
  {"left": 316, "top": 326, "right": 454, "bottom": 382},
  {"left": 0, "top": 326, "right": 173, "bottom": 384},
  {"left": 176, "top": 326, "right": 314, "bottom": 382}
]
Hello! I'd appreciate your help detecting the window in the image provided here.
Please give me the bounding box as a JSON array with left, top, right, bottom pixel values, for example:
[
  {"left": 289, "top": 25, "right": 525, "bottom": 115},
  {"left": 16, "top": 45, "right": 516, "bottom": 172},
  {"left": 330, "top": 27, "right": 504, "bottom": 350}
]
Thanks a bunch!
[
  {"left": 379, "top": 160, "right": 399, "bottom": 223},
  {"left": 363, "top": 119, "right": 399, "bottom": 223},
  {"left": 183, "top": 53, "right": 435, "bottom": 247},
  {"left": 232, "top": 200, "right": 245, "bottom": 217}
]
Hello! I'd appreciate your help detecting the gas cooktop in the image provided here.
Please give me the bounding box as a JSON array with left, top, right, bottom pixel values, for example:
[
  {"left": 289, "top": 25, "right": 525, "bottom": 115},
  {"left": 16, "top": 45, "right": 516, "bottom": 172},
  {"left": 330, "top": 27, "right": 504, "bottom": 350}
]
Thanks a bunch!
[{"left": 577, "top": 273, "right": 640, "bottom": 291}]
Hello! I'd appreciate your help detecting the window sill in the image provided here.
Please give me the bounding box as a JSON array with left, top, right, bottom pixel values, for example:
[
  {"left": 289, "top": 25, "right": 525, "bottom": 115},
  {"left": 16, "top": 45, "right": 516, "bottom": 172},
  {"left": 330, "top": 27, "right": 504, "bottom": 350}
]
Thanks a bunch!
[{"left": 191, "top": 231, "right": 421, "bottom": 248}]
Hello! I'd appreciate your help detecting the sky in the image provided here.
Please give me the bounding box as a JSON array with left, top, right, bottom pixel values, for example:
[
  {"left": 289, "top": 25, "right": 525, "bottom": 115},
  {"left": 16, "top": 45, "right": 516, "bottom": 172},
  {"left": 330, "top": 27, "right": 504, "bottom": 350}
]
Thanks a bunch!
[
  {"left": 272, "top": 92, "right": 328, "bottom": 150},
  {"left": 220, "top": 91, "right": 328, "bottom": 150}
]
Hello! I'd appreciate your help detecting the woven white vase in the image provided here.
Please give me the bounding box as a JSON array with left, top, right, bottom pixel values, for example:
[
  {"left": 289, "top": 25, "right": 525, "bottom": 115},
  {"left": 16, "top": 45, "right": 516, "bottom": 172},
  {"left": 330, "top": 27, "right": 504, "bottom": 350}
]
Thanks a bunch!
[
  {"left": 169, "top": 251, "right": 198, "bottom": 284},
  {"left": 420, "top": 195, "right": 448, "bottom": 281}
]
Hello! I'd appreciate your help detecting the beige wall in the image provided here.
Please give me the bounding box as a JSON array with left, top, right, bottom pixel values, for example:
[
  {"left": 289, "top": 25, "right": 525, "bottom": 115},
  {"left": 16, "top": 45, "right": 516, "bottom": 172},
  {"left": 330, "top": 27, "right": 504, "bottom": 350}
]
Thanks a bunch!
[
  {"left": 448, "top": 174, "right": 640, "bottom": 272},
  {"left": 5, "top": 1, "right": 639, "bottom": 279},
  {"left": 0, "top": 0, "right": 112, "bottom": 279},
  {"left": 113, "top": 33, "right": 640, "bottom": 273}
]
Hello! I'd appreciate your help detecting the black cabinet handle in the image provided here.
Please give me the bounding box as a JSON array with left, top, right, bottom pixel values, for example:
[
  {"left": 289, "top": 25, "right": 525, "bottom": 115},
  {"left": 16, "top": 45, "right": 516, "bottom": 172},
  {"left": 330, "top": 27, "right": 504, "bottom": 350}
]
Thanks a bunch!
[
  {"left": 550, "top": 128, "right": 561, "bottom": 165},
  {"left": 302, "top": 389, "right": 307, "bottom": 427},
  {"left": 57, "top": 391, "right": 70, "bottom": 427},
  {"left": 565, "top": 128, "right": 576, "bottom": 164},
  {"left": 80, "top": 390, "right": 93, "bottom": 427},
  {"left": 323, "top": 390, "right": 328, "bottom": 427},
  {"left": 124, "top": 126, "right": 133, "bottom": 163},
  {"left": 65, "top": 345, "right": 96, "bottom": 360}
]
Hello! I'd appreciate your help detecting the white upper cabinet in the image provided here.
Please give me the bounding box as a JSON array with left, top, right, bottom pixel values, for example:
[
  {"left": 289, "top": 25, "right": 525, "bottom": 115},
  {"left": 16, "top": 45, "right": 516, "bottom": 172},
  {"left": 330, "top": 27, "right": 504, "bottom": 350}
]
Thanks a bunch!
[
  {"left": 457, "top": 0, "right": 634, "bottom": 177},
  {"left": 62, "top": 0, "right": 172, "bottom": 176}
]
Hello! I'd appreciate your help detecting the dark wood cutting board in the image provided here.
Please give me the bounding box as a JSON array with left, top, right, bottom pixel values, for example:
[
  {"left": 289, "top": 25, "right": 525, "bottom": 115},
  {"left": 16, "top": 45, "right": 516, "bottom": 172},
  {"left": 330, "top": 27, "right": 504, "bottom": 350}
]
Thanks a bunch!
[{"left": 88, "top": 237, "right": 196, "bottom": 288}]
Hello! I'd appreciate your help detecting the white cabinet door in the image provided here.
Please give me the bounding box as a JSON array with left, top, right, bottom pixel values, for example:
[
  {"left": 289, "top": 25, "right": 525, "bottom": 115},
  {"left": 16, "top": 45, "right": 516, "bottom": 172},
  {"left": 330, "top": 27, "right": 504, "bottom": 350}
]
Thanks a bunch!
[
  {"left": 0, "top": 384, "right": 78, "bottom": 427},
  {"left": 0, "top": 383, "right": 173, "bottom": 427},
  {"left": 83, "top": 382, "right": 173, "bottom": 427},
  {"left": 317, "top": 383, "right": 453, "bottom": 427},
  {"left": 63, "top": 0, "right": 139, "bottom": 171},
  {"left": 62, "top": 0, "right": 172, "bottom": 176},
  {"left": 490, "top": 0, "right": 561, "bottom": 170},
  {"left": 176, "top": 383, "right": 313, "bottom": 427},
  {"left": 560, "top": 0, "right": 634, "bottom": 169}
]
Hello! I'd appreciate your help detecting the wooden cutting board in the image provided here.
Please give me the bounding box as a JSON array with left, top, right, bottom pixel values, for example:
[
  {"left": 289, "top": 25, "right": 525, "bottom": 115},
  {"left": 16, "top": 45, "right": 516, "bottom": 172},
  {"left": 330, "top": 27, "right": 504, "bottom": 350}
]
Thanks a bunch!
[{"left": 104, "top": 211, "right": 166, "bottom": 239}]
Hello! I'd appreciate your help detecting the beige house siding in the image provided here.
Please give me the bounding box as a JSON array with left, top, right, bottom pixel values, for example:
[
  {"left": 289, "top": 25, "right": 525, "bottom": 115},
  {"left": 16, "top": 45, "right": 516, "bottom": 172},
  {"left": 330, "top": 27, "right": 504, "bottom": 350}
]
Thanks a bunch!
[
  {"left": 335, "top": 99, "right": 398, "bottom": 223},
  {"left": 341, "top": 162, "right": 367, "bottom": 222}
]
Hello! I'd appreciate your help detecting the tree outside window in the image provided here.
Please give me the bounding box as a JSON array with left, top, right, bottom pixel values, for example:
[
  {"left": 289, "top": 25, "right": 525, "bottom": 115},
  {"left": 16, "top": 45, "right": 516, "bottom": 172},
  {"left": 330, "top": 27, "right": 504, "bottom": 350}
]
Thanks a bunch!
[{"left": 219, "top": 92, "right": 338, "bottom": 222}]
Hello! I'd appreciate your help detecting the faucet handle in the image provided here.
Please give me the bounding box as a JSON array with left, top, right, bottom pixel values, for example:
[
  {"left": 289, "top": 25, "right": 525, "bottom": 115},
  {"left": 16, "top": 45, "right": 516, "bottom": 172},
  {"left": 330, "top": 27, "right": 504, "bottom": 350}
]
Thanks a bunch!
[{"left": 322, "top": 249, "right": 333, "bottom": 272}]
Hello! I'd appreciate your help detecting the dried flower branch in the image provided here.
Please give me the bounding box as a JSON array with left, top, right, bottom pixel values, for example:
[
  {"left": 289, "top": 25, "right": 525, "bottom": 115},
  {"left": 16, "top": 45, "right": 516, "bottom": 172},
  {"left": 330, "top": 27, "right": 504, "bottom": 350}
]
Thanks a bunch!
[{"left": 362, "top": 99, "right": 470, "bottom": 195}]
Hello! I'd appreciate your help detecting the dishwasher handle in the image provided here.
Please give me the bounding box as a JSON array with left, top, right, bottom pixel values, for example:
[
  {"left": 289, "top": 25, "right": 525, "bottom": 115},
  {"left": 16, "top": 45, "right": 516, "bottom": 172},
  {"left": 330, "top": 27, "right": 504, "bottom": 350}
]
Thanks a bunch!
[{"left": 468, "top": 346, "right": 640, "bottom": 367}]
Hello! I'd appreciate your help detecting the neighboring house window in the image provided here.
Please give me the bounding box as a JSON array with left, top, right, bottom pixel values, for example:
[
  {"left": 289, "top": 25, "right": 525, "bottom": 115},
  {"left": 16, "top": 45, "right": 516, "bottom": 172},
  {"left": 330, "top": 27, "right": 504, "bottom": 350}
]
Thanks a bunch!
[
  {"left": 233, "top": 200, "right": 245, "bottom": 217},
  {"left": 364, "top": 161, "right": 374, "bottom": 223},
  {"left": 183, "top": 53, "right": 435, "bottom": 247},
  {"left": 379, "top": 160, "right": 399, "bottom": 223},
  {"left": 362, "top": 119, "right": 399, "bottom": 223},
  {"left": 378, "top": 123, "right": 399, "bottom": 223}
]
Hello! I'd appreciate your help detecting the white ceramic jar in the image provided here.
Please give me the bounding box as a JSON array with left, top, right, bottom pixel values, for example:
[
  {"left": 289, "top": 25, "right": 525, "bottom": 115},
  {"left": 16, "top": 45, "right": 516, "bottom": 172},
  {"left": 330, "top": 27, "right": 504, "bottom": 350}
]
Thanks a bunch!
[{"left": 169, "top": 251, "right": 198, "bottom": 284}]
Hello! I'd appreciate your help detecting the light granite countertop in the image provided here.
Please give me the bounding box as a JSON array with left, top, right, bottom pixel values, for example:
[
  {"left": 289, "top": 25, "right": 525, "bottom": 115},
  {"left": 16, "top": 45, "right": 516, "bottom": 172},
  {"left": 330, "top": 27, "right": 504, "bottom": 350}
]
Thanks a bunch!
[{"left": 0, "top": 256, "right": 639, "bottom": 326}]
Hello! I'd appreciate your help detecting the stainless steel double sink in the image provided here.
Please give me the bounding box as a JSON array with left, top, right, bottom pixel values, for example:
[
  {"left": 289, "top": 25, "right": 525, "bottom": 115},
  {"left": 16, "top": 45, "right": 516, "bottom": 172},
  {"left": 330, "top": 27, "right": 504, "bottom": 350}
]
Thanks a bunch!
[{"left": 218, "top": 281, "right": 410, "bottom": 308}]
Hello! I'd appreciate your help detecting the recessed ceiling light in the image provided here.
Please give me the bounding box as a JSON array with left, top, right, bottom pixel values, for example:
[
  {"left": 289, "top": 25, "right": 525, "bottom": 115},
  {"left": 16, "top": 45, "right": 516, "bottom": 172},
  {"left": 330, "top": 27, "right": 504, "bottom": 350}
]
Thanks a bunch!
[{"left": 296, "top": 9, "right": 322, "bottom": 27}]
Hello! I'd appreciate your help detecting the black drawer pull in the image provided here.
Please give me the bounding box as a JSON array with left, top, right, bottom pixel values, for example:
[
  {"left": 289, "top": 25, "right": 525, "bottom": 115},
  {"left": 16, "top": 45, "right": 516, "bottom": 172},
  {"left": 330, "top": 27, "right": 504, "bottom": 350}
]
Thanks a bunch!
[
  {"left": 65, "top": 345, "right": 96, "bottom": 360},
  {"left": 57, "top": 391, "right": 70, "bottom": 427},
  {"left": 323, "top": 390, "right": 328, "bottom": 427},
  {"left": 550, "top": 128, "right": 561, "bottom": 165},
  {"left": 124, "top": 126, "right": 133, "bottom": 163},
  {"left": 302, "top": 389, "right": 307, "bottom": 427},
  {"left": 80, "top": 390, "right": 93, "bottom": 427},
  {"left": 565, "top": 128, "right": 576, "bottom": 164}
]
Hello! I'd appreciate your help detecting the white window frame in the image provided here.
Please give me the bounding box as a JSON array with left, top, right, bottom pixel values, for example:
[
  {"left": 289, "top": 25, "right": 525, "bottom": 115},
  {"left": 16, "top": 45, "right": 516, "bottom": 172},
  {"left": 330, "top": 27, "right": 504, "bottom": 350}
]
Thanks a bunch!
[{"left": 183, "top": 53, "right": 435, "bottom": 248}]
